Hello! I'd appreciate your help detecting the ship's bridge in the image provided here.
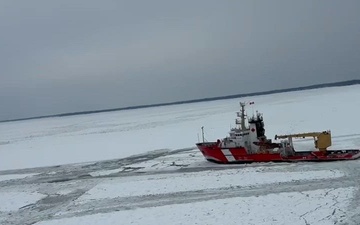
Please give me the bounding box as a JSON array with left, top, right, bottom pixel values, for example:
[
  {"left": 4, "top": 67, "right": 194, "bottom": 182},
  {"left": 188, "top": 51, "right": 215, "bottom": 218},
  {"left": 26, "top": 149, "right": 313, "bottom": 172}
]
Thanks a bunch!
[{"left": 229, "top": 128, "right": 249, "bottom": 136}]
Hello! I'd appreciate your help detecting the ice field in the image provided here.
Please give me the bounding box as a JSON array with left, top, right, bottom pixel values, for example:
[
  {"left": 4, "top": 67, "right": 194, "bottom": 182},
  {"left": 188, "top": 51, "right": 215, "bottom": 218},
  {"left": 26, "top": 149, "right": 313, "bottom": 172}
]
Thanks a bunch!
[{"left": 1, "top": 85, "right": 360, "bottom": 225}]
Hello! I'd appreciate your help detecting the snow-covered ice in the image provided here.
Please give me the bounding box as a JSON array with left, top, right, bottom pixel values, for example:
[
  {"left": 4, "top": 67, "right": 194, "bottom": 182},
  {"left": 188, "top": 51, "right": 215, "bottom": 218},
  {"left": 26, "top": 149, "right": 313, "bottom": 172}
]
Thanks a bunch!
[
  {"left": 1, "top": 85, "right": 360, "bottom": 171},
  {"left": 89, "top": 168, "right": 123, "bottom": 177},
  {"left": 0, "top": 85, "right": 360, "bottom": 225},
  {"left": 35, "top": 187, "right": 355, "bottom": 225},
  {"left": 0, "top": 191, "right": 45, "bottom": 212},
  {"left": 78, "top": 169, "right": 343, "bottom": 201},
  {"left": 0, "top": 173, "right": 38, "bottom": 182}
]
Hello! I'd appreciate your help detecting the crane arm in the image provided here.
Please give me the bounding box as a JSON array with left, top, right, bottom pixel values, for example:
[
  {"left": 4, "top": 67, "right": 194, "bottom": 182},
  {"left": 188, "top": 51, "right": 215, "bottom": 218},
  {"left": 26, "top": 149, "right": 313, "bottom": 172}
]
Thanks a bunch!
[
  {"left": 274, "top": 131, "right": 329, "bottom": 140},
  {"left": 274, "top": 130, "right": 332, "bottom": 152}
]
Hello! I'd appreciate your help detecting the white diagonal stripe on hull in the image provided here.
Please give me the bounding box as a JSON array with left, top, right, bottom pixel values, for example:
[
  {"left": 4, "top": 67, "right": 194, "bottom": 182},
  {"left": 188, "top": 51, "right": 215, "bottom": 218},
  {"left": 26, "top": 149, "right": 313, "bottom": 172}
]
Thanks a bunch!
[{"left": 221, "top": 149, "right": 236, "bottom": 162}]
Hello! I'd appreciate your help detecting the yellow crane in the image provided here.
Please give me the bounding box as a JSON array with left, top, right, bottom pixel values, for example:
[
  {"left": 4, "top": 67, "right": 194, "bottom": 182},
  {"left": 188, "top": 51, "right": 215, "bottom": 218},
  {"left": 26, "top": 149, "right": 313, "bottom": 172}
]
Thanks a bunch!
[{"left": 275, "top": 130, "right": 332, "bottom": 152}]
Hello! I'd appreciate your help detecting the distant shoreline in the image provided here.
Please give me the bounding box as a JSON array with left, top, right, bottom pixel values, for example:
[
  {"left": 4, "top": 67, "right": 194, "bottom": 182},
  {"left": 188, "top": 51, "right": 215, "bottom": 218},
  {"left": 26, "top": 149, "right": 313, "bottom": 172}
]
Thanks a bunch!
[{"left": 1, "top": 79, "right": 359, "bottom": 123}]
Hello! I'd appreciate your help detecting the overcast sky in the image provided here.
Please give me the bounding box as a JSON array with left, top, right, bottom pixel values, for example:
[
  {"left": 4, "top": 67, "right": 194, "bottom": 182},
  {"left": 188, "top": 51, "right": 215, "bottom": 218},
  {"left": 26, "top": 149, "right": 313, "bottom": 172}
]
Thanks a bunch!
[{"left": 1, "top": 0, "right": 360, "bottom": 120}]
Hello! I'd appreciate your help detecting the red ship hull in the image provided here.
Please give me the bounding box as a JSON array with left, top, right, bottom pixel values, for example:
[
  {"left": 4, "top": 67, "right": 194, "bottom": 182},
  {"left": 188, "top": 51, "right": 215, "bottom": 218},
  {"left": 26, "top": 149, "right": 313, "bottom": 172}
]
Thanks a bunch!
[{"left": 197, "top": 142, "right": 360, "bottom": 163}]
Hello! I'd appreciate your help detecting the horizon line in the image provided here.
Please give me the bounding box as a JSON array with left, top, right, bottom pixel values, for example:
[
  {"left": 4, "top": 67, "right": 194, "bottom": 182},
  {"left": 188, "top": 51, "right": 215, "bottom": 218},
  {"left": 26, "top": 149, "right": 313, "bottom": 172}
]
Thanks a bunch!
[{"left": 1, "top": 79, "right": 359, "bottom": 123}]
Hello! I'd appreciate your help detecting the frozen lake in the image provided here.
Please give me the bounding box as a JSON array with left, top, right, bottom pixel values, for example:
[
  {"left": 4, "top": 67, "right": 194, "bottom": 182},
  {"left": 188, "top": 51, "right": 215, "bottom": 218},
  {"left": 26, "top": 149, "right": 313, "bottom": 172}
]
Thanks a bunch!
[{"left": 1, "top": 85, "right": 360, "bottom": 225}]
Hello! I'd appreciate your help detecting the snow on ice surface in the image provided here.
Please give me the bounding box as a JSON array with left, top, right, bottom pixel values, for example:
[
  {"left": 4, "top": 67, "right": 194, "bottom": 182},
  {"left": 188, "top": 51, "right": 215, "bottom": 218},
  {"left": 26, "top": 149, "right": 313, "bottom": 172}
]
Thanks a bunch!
[
  {"left": 0, "top": 85, "right": 360, "bottom": 170},
  {"left": 0, "top": 85, "right": 359, "bottom": 225},
  {"left": 35, "top": 187, "right": 355, "bottom": 225},
  {"left": 0, "top": 173, "right": 38, "bottom": 182},
  {"left": 78, "top": 169, "right": 344, "bottom": 201},
  {"left": 89, "top": 150, "right": 204, "bottom": 176},
  {"left": 88, "top": 168, "right": 123, "bottom": 177},
  {"left": 0, "top": 191, "right": 45, "bottom": 212}
]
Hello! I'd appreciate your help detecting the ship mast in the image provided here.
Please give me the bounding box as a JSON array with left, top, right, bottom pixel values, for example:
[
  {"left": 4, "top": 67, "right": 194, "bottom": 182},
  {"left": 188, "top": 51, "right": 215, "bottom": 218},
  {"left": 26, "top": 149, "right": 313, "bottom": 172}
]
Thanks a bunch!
[
  {"left": 239, "top": 102, "right": 247, "bottom": 130},
  {"left": 201, "top": 126, "right": 205, "bottom": 142}
]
